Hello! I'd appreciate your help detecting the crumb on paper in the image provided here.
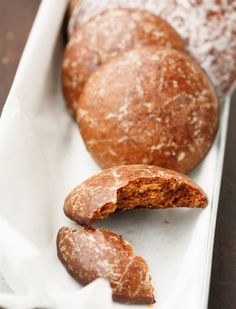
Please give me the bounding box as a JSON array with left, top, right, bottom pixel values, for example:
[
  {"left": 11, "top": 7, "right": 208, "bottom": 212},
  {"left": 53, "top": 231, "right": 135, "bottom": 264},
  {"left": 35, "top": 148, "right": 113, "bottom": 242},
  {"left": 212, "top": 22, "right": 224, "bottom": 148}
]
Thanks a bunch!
[{"left": 163, "top": 220, "right": 170, "bottom": 224}]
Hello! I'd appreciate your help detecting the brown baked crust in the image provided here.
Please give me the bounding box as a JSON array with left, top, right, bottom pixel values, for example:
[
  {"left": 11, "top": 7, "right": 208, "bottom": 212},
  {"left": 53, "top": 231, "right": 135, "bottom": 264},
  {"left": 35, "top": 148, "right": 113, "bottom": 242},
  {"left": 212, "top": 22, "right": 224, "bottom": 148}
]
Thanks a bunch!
[
  {"left": 57, "top": 226, "right": 155, "bottom": 304},
  {"left": 64, "top": 164, "right": 207, "bottom": 226},
  {"left": 62, "top": 44, "right": 101, "bottom": 117},
  {"left": 62, "top": 8, "right": 185, "bottom": 117},
  {"left": 77, "top": 46, "right": 219, "bottom": 172},
  {"left": 68, "top": 0, "right": 236, "bottom": 99}
]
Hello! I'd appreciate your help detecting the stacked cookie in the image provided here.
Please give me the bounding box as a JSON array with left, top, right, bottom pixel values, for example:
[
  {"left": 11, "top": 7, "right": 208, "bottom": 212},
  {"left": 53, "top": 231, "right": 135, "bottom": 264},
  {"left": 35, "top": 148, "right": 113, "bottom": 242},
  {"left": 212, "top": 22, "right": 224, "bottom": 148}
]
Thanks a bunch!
[
  {"left": 62, "top": 8, "right": 219, "bottom": 173},
  {"left": 68, "top": 0, "right": 236, "bottom": 100},
  {"left": 57, "top": 2, "right": 222, "bottom": 304},
  {"left": 63, "top": 9, "right": 185, "bottom": 118}
]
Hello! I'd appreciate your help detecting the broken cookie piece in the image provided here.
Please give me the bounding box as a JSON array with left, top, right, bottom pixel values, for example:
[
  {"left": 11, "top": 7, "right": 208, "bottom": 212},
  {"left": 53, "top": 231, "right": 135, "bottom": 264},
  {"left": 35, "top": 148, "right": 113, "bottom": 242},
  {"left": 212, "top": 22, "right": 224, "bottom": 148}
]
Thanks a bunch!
[
  {"left": 64, "top": 164, "right": 207, "bottom": 226},
  {"left": 57, "top": 226, "right": 155, "bottom": 304}
]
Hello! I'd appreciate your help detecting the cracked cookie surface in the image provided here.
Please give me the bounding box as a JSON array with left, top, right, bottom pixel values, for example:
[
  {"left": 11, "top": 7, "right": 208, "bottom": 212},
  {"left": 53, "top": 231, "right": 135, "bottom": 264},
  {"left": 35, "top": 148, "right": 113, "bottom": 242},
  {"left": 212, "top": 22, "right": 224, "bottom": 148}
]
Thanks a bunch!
[{"left": 57, "top": 226, "right": 155, "bottom": 304}]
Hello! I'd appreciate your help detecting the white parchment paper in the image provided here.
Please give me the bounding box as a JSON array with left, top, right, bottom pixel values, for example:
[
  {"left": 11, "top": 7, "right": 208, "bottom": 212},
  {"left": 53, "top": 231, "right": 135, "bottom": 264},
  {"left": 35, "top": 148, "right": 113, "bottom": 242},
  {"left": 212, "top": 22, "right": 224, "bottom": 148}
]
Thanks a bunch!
[{"left": 0, "top": 0, "right": 231, "bottom": 308}]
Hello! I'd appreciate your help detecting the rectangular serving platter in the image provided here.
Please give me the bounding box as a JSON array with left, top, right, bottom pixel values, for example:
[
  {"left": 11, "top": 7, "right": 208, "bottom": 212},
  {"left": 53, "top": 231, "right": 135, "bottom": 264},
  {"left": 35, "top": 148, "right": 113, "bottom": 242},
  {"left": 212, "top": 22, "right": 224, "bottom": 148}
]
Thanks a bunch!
[{"left": 0, "top": 0, "right": 232, "bottom": 308}]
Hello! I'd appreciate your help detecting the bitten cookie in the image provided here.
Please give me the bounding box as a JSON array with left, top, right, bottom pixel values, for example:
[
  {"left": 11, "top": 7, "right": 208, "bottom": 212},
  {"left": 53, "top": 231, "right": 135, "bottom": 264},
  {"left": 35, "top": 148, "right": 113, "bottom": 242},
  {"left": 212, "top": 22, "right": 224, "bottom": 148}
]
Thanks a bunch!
[
  {"left": 57, "top": 226, "right": 155, "bottom": 304},
  {"left": 62, "top": 9, "right": 185, "bottom": 117},
  {"left": 77, "top": 46, "right": 219, "bottom": 173},
  {"left": 64, "top": 165, "right": 207, "bottom": 226},
  {"left": 68, "top": 0, "right": 236, "bottom": 99}
]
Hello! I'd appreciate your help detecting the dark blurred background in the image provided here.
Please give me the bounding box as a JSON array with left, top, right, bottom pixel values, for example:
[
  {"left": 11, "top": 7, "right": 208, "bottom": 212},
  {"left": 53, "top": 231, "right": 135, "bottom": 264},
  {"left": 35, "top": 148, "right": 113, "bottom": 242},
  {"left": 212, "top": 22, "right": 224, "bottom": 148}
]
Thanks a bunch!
[{"left": 0, "top": 1, "right": 236, "bottom": 308}]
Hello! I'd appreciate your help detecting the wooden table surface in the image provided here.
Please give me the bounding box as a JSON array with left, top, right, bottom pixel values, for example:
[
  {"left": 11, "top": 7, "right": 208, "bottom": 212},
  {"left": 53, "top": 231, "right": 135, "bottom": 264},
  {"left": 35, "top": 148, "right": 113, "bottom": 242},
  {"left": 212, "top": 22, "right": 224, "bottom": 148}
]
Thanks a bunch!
[{"left": 0, "top": 1, "right": 236, "bottom": 308}]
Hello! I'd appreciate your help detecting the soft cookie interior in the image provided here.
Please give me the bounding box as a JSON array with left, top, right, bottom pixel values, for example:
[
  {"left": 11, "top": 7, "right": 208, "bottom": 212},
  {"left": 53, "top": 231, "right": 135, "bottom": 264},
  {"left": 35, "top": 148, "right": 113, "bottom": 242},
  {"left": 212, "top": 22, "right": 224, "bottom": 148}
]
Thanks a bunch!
[{"left": 95, "top": 177, "right": 207, "bottom": 221}]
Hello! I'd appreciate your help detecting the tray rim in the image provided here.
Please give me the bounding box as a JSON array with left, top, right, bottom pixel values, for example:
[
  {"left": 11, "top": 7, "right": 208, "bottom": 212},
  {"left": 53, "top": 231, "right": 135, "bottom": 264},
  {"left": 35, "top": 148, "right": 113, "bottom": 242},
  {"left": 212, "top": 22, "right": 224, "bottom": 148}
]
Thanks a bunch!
[{"left": 201, "top": 96, "right": 231, "bottom": 309}]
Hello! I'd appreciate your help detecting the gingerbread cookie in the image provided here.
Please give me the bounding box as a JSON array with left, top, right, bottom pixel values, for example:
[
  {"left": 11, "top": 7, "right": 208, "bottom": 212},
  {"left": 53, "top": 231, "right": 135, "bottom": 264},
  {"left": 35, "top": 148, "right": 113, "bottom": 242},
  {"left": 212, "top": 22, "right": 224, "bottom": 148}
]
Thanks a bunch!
[
  {"left": 77, "top": 47, "right": 219, "bottom": 172},
  {"left": 62, "top": 9, "right": 185, "bottom": 117},
  {"left": 57, "top": 226, "right": 155, "bottom": 304},
  {"left": 64, "top": 165, "right": 207, "bottom": 226}
]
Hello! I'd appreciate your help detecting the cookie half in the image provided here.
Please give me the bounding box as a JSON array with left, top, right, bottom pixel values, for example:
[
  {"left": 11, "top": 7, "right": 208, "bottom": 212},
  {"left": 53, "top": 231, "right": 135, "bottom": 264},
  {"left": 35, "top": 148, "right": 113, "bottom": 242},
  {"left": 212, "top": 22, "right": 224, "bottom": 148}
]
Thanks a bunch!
[{"left": 64, "top": 165, "right": 207, "bottom": 226}]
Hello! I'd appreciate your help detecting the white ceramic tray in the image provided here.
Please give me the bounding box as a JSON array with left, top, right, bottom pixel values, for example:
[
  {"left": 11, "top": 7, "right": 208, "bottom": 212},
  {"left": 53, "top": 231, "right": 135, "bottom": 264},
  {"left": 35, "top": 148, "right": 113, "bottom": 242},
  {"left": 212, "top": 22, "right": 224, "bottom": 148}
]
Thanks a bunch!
[{"left": 0, "top": 1, "right": 232, "bottom": 308}]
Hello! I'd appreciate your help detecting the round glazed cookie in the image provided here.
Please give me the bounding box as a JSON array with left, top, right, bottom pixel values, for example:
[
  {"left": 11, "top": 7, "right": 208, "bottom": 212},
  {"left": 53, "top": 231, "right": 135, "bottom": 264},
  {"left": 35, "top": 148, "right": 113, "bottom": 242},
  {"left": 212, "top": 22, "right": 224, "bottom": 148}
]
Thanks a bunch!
[
  {"left": 77, "top": 46, "right": 219, "bottom": 173},
  {"left": 68, "top": 0, "right": 236, "bottom": 99},
  {"left": 57, "top": 226, "right": 155, "bottom": 304},
  {"left": 62, "top": 9, "right": 185, "bottom": 117}
]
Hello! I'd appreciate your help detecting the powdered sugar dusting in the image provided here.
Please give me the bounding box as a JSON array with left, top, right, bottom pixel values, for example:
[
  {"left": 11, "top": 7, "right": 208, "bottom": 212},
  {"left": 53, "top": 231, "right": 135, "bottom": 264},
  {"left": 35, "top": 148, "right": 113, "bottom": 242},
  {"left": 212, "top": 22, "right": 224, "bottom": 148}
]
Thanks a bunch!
[{"left": 69, "top": 0, "right": 236, "bottom": 99}]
